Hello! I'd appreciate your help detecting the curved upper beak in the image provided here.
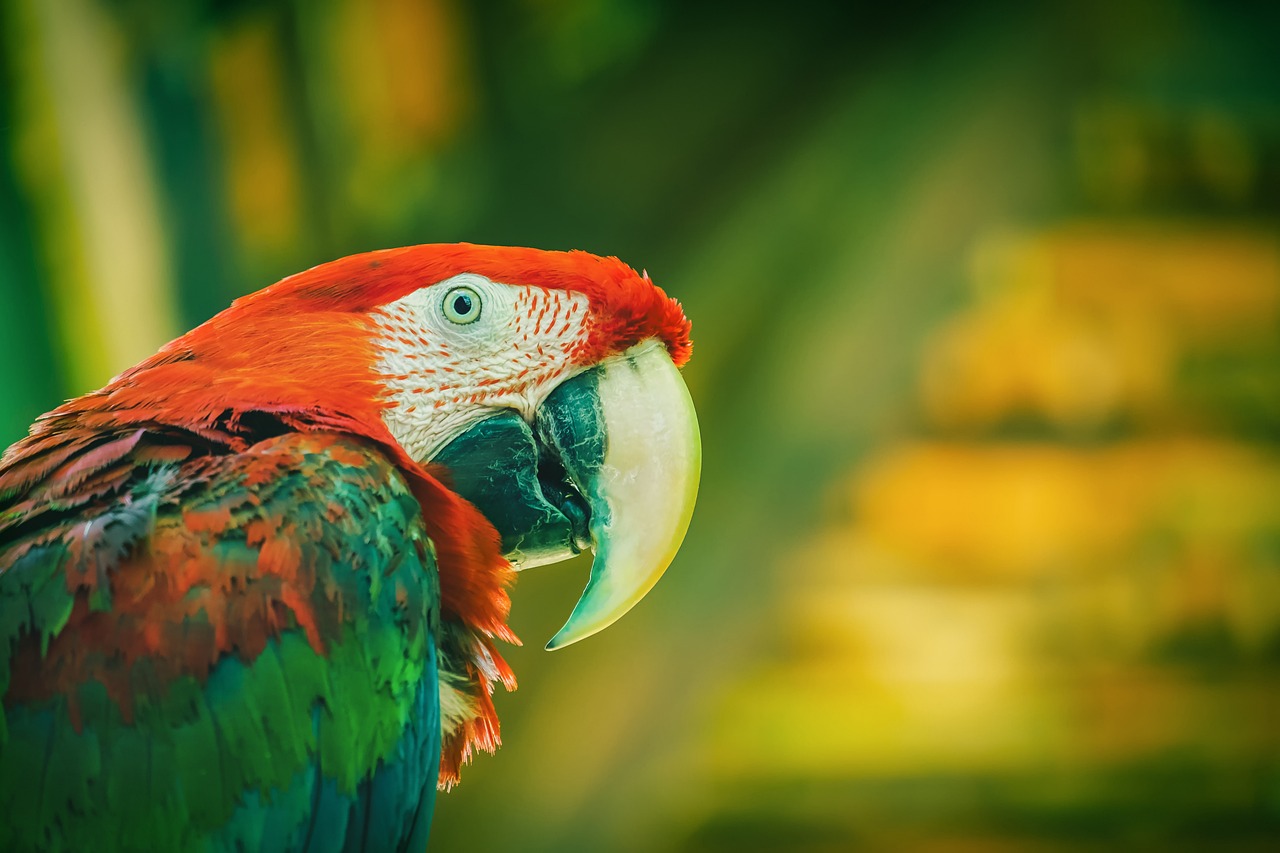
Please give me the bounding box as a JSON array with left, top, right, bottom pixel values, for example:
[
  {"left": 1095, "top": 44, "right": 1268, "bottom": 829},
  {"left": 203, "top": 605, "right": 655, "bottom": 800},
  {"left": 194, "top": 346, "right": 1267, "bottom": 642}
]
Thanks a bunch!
[
  {"left": 536, "top": 341, "right": 702, "bottom": 648},
  {"left": 433, "top": 340, "right": 701, "bottom": 649}
]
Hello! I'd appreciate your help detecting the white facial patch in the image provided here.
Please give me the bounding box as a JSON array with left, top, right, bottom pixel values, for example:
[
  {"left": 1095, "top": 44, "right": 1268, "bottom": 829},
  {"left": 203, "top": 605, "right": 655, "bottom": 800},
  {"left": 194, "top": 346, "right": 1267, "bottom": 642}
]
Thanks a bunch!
[{"left": 372, "top": 274, "right": 593, "bottom": 462}]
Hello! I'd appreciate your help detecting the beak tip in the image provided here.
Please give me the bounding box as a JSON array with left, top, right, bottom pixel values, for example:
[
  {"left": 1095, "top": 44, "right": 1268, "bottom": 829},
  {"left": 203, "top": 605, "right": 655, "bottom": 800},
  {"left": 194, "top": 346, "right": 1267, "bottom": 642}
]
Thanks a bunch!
[
  {"left": 544, "top": 623, "right": 588, "bottom": 651},
  {"left": 544, "top": 588, "right": 621, "bottom": 649}
]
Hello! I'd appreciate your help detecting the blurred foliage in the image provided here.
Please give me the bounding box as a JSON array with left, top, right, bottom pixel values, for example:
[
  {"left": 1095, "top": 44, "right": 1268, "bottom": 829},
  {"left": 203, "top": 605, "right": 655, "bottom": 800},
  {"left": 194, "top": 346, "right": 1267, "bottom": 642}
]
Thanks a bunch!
[{"left": 2, "top": 0, "right": 1280, "bottom": 850}]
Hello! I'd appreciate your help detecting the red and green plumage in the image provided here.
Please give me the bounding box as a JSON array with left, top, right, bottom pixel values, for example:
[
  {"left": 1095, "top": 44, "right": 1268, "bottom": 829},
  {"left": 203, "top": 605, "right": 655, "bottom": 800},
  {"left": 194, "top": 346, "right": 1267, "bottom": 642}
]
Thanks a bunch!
[
  {"left": 0, "top": 244, "right": 699, "bottom": 851},
  {"left": 1, "top": 430, "right": 449, "bottom": 850}
]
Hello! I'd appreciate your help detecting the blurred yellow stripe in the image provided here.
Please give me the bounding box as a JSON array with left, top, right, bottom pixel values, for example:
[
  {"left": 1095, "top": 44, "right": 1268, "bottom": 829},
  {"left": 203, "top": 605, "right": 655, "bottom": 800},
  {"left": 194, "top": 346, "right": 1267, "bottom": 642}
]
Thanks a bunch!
[
  {"left": 209, "top": 14, "right": 303, "bottom": 262},
  {"left": 11, "top": 0, "right": 176, "bottom": 392}
]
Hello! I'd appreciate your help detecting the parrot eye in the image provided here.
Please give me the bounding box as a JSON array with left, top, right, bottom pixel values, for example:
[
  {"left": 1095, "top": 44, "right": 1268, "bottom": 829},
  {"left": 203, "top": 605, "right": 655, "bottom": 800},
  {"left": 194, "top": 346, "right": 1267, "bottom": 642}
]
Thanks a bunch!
[{"left": 442, "top": 286, "right": 482, "bottom": 324}]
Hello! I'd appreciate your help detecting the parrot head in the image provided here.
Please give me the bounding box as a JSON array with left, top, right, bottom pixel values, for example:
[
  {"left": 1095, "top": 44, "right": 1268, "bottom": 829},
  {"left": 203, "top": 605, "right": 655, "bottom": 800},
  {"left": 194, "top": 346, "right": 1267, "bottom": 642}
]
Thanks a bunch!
[{"left": 50, "top": 243, "right": 700, "bottom": 783}]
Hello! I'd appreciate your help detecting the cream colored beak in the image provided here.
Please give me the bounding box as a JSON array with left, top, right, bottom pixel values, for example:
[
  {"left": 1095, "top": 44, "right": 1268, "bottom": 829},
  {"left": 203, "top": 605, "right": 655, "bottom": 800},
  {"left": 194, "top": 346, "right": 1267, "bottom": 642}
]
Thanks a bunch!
[{"left": 534, "top": 340, "right": 702, "bottom": 649}]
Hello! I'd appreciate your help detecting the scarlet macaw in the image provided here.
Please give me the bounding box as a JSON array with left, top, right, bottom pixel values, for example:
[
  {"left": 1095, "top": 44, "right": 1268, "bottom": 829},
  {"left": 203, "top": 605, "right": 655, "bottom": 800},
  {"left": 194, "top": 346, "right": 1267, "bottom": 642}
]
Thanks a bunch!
[{"left": 0, "top": 244, "right": 700, "bottom": 851}]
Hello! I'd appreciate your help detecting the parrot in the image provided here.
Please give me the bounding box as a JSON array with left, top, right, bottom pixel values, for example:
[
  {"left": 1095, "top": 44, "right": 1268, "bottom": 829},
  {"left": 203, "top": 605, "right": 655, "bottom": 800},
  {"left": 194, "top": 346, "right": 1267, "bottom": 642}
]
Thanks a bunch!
[{"left": 0, "top": 244, "right": 701, "bottom": 852}]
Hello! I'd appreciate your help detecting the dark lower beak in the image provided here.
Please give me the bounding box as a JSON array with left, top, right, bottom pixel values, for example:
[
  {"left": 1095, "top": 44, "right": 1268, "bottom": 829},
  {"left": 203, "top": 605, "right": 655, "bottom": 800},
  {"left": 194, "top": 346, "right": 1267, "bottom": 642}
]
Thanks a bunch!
[{"left": 433, "top": 411, "right": 592, "bottom": 569}]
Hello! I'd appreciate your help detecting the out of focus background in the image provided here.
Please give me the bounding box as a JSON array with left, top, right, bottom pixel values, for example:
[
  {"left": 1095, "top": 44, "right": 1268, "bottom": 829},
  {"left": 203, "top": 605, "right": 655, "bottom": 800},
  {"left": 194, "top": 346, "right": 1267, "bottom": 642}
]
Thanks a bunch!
[{"left": 3, "top": 0, "right": 1279, "bottom": 849}]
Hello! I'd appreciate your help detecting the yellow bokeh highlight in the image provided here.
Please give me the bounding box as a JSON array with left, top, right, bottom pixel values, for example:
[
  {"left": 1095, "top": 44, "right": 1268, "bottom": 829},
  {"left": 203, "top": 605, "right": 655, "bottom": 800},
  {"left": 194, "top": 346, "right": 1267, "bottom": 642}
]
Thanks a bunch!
[
  {"left": 707, "top": 222, "right": 1280, "bottom": 822},
  {"left": 209, "top": 16, "right": 304, "bottom": 259}
]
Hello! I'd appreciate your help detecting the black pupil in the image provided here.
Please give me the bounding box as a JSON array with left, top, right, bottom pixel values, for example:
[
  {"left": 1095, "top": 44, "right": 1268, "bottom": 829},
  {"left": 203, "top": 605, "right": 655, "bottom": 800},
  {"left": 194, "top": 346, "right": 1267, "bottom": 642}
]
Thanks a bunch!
[{"left": 452, "top": 293, "right": 473, "bottom": 316}]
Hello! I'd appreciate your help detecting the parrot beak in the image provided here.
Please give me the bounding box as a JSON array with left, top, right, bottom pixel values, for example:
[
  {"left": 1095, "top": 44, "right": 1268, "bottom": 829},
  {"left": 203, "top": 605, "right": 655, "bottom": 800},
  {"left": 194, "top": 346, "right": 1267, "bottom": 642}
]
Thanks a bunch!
[
  {"left": 535, "top": 340, "right": 702, "bottom": 649},
  {"left": 433, "top": 339, "right": 701, "bottom": 649}
]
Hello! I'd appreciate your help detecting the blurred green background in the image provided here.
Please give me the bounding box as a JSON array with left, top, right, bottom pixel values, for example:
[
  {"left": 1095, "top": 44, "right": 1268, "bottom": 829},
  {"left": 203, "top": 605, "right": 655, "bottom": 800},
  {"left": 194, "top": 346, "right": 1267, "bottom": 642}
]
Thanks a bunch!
[{"left": 3, "top": 0, "right": 1280, "bottom": 850}]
